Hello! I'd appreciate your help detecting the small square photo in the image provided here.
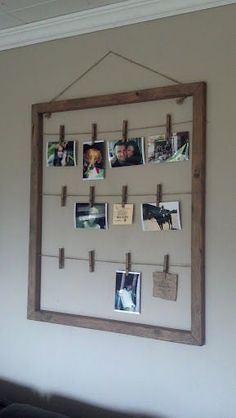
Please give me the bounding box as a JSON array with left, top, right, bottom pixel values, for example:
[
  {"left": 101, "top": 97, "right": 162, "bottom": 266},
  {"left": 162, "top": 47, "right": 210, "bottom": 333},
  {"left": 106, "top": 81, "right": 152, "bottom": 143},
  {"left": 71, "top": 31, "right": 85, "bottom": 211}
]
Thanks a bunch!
[
  {"left": 112, "top": 204, "right": 134, "bottom": 225},
  {"left": 147, "top": 131, "right": 189, "bottom": 163},
  {"left": 114, "top": 271, "right": 141, "bottom": 314},
  {"left": 108, "top": 137, "right": 145, "bottom": 168},
  {"left": 83, "top": 141, "right": 105, "bottom": 180},
  {"left": 141, "top": 201, "right": 181, "bottom": 231},
  {"left": 74, "top": 203, "right": 108, "bottom": 230},
  {"left": 47, "top": 141, "right": 77, "bottom": 167}
]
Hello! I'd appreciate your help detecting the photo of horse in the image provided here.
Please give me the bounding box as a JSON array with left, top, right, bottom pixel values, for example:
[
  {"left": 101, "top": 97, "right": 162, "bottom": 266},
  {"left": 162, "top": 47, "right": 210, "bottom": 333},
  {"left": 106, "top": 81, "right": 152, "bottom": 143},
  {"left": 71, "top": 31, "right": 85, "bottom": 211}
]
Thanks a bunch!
[{"left": 141, "top": 201, "right": 181, "bottom": 231}]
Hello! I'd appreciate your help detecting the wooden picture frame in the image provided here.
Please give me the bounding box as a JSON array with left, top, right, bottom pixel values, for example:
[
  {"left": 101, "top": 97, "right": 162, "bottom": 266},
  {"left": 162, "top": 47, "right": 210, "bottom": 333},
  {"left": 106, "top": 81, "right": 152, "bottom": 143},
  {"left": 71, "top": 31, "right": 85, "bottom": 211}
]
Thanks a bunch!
[{"left": 28, "top": 82, "right": 206, "bottom": 345}]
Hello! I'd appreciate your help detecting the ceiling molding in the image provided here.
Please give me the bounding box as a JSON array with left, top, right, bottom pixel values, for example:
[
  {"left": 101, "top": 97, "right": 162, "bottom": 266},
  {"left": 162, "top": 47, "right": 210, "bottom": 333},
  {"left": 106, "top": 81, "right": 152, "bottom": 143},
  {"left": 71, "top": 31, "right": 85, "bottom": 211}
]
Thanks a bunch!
[{"left": 0, "top": 0, "right": 235, "bottom": 51}]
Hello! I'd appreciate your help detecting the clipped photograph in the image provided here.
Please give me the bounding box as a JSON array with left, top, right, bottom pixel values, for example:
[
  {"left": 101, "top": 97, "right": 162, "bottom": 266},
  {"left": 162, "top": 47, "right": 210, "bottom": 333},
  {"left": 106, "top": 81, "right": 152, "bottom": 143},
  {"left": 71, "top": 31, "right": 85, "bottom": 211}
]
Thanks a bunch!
[
  {"left": 112, "top": 204, "right": 134, "bottom": 225},
  {"left": 108, "top": 137, "right": 145, "bottom": 168},
  {"left": 147, "top": 131, "right": 189, "bottom": 163},
  {"left": 83, "top": 141, "right": 105, "bottom": 180},
  {"left": 74, "top": 203, "right": 108, "bottom": 230},
  {"left": 114, "top": 271, "right": 141, "bottom": 314},
  {"left": 47, "top": 141, "right": 77, "bottom": 167},
  {"left": 141, "top": 201, "right": 181, "bottom": 231}
]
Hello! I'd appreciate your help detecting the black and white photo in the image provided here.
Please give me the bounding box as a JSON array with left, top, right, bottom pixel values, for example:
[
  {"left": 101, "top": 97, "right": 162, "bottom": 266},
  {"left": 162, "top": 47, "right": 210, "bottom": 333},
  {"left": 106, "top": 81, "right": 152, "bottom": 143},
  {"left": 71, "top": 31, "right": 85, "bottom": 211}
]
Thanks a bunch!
[
  {"left": 141, "top": 201, "right": 181, "bottom": 231},
  {"left": 114, "top": 270, "right": 141, "bottom": 313},
  {"left": 74, "top": 203, "right": 108, "bottom": 230}
]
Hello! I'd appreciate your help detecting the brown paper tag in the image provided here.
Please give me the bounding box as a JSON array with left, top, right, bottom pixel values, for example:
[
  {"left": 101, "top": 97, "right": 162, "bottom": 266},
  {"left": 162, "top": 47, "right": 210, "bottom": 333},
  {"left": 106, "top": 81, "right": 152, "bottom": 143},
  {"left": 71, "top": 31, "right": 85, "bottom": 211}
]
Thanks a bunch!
[
  {"left": 153, "top": 271, "right": 178, "bottom": 301},
  {"left": 112, "top": 204, "right": 134, "bottom": 225}
]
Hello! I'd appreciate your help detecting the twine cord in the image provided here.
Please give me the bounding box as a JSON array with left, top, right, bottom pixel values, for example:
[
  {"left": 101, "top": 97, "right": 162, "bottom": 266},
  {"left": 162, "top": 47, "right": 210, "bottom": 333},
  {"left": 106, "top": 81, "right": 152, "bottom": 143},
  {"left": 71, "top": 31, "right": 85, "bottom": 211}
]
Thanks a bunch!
[
  {"left": 50, "top": 50, "right": 183, "bottom": 103},
  {"left": 41, "top": 254, "right": 190, "bottom": 269}
]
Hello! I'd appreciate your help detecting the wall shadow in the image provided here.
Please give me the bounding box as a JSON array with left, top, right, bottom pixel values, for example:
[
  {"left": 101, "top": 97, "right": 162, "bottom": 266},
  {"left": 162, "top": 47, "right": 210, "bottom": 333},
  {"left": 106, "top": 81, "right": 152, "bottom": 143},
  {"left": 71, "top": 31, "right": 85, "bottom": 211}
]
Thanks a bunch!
[{"left": 0, "top": 379, "right": 167, "bottom": 418}]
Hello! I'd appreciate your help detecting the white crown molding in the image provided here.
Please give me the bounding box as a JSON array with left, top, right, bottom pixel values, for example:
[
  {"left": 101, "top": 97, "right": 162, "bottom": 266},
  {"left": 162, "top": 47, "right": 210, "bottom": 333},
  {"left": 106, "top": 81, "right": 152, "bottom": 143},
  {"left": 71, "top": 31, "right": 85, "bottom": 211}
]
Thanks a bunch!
[{"left": 0, "top": 0, "right": 235, "bottom": 51}]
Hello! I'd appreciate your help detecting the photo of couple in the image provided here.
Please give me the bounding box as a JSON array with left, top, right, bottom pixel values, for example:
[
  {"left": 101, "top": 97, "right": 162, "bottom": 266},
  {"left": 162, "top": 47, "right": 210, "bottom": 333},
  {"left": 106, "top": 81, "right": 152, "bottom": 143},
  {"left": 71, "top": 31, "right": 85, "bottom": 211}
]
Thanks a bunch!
[{"left": 108, "top": 137, "right": 145, "bottom": 168}]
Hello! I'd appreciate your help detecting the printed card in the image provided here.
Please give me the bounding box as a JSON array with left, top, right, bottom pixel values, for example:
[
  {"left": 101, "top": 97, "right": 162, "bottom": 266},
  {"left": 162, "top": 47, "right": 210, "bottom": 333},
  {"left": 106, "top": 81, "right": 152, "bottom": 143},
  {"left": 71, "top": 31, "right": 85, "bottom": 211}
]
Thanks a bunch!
[{"left": 112, "top": 204, "right": 134, "bottom": 225}]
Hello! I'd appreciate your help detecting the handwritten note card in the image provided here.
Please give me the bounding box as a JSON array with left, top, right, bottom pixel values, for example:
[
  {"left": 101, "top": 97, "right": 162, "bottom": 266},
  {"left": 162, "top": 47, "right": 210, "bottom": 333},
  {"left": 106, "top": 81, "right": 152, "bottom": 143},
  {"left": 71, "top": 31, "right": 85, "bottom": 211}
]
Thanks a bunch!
[
  {"left": 153, "top": 271, "right": 178, "bottom": 301},
  {"left": 112, "top": 204, "right": 134, "bottom": 225}
]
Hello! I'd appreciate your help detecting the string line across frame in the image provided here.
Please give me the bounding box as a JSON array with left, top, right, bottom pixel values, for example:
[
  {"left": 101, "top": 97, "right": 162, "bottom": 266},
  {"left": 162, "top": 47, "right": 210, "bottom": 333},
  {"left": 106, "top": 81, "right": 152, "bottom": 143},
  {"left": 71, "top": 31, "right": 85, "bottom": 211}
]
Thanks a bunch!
[{"left": 28, "top": 82, "right": 206, "bottom": 346}]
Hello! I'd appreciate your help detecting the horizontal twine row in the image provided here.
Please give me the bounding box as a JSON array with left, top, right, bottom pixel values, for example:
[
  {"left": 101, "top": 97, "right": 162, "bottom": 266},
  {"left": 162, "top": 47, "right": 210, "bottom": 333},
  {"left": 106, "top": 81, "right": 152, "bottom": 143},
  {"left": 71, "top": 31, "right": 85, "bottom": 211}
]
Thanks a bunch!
[
  {"left": 43, "top": 192, "right": 192, "bottom": 197},
  {"left": 43, "top": 120, "right": 192, "bottom": 136},
  {"left": 41, "top": 254, "right": 191, "bottom": 269}
]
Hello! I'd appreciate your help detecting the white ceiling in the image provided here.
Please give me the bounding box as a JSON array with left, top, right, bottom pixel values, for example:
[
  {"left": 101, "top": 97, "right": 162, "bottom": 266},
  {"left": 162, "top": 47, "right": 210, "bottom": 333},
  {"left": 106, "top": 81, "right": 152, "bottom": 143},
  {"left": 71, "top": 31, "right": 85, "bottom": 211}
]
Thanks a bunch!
[
  {"left": 0, "top": 0, "right": 128, "bottom": 30},
  {"left": 0, "top": 0, "right": 235, "bottom": 51}
]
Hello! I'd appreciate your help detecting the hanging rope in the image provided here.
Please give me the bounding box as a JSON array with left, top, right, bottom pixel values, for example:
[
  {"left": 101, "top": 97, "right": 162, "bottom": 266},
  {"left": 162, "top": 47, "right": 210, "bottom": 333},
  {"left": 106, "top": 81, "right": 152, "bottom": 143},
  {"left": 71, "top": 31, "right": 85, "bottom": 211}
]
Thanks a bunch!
[
  {"left": 50, "top": 50, "right": 111, "bottom": 102},
  {"left": 49, "top": 50, "right": 184, "bottom": 103},
  {"left": 110, "top": 51, "right": 182, "bottom": 84}
]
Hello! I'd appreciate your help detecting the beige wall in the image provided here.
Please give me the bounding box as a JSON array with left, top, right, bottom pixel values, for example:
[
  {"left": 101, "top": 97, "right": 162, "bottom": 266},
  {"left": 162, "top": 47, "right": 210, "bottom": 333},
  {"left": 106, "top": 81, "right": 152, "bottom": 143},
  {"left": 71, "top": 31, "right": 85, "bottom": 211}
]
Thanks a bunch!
[{"left": 0, "top": 5, "right": 236, "bottom": 418}]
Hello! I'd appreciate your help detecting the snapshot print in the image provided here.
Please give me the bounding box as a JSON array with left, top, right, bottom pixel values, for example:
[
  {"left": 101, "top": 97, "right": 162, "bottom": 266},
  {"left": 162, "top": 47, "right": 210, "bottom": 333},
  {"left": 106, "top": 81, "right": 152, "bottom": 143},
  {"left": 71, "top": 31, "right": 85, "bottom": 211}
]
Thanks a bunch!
[
  {"left": 47, "top": 141, "right": 77, "bottom": 167},
  {"left": 83, "top": 141, "right": 105, "bottom": 180},
  {"left": 74, "top": 203, "right": 108, "bottom": 230},
  {"left": 114, "top": 271, "right": 141, "bottom": 314},
  {"left": 141, "top": 201, "right": 181, "bottom": 231},
  {"left": 147, "top": 131, "right": 189, "bottom": 163},
  {"left": 108, "top": 137, "right": 145, "bottom": 168}
]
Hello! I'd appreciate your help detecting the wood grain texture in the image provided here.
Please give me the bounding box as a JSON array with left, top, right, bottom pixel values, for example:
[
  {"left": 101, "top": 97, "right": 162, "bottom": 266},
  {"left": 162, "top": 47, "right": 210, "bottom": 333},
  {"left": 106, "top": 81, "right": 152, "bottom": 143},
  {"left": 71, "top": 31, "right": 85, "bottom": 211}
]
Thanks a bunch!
[
  {"left": 30, "top": 309, "right": 198, "bottom": 345},
  {"left": 28, "top": 82, "right": 206, "bottom": 345},
  {"left": 27, "top": 106, "right": 43, "bottom": 317},
  {"left": 34, "top": 83, "right": 199, "bottom": 114},
  {"left": 191, "top": 82, "right": 206, "bottom": 345}
]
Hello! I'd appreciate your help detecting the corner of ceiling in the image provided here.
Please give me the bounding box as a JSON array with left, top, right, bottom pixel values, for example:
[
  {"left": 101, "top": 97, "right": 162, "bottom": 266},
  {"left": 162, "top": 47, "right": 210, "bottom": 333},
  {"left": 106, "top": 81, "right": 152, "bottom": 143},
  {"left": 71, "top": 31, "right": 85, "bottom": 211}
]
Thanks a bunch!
[{"left": 0, "top": 0, "right": 234, "bottom": 51}]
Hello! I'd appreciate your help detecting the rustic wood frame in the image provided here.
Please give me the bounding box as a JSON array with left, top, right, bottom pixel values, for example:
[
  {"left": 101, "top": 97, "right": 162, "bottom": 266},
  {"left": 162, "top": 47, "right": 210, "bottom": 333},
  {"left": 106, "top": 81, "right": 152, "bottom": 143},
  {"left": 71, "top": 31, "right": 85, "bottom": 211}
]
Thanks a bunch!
[{"left": 28, "top": 82, "right": 206, "bottom": 345}]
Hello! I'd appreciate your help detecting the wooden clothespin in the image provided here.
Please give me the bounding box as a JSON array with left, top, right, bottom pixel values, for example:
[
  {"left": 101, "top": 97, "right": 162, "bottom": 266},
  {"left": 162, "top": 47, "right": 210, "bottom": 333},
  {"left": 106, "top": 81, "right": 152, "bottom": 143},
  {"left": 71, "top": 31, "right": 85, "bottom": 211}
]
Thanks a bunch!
[
  {"left": 122, "top": 185, "right": 128, "bottom": 208},
  {"left": 60, "top": 185, "right": 67, "bottom": 207},
  {"left": 163, "top": 254, "right": 169, "bottom": 274},
  {"left": 156, "top": 184, "right": 162, "bottom": 207},
  {"left": 122, "top": 120, "right": 128, "bottom": 142},
  {"left": 91, "top": 123, "right": 97, "bottom": 145},
  {"left": 125, "top": 252, "right": 131, "bottom": 276},
  {"left": 59, "top": 124, "right": 65, "bottom": 144},
  {"left": 59, "top": 247, "right": 65, "bottom": 269},
  {"left": 89, "top": 250, "right": 95, "bottom": 273},
  {"left": 166, "top": 114, "right": 172, "bottom": 139},
  {"left": 89, "top": 186, "right": 95, "bottom": 208}
]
